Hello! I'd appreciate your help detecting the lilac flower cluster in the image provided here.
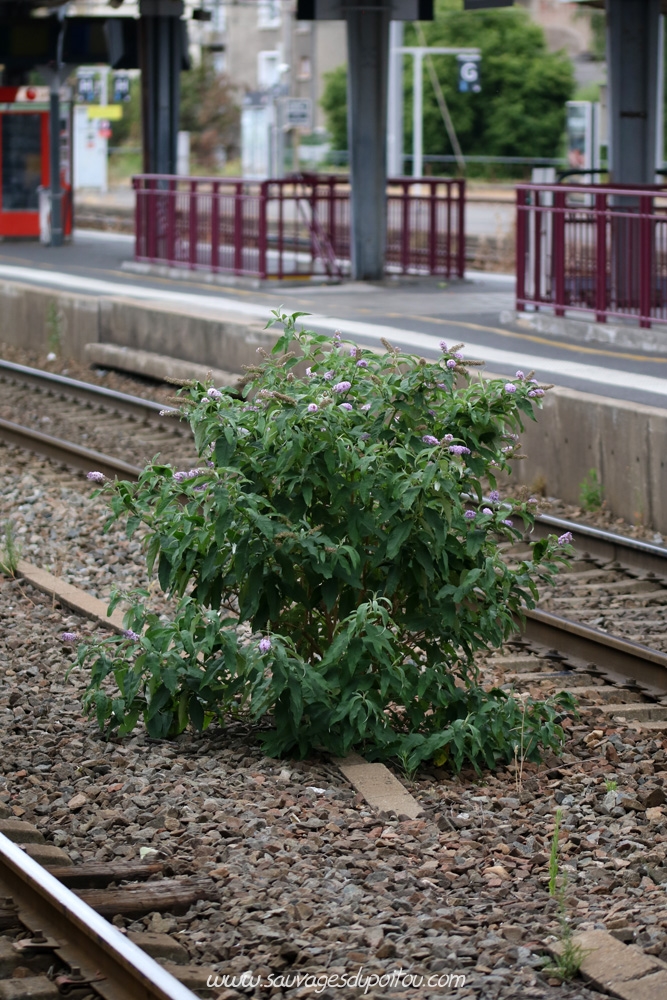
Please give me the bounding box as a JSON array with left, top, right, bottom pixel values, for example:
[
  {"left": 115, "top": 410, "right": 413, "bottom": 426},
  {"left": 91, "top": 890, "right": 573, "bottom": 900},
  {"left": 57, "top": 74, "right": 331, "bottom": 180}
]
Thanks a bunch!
[
  {"left": 504, "top": 384, "right": 516, "bottom": 394},
  {"left": 339, "top": 402, "right": 353, "bottom": 411},
  {"left": 464, "top": 510, "right": 476, "bottom": 520},
  {"left": 61, "top": 632, "right": 78, "bottom": 642},
  {"left": 356, "top": 359, "right": 368, "bottom": 368},
  {"left": 86, "top": 471, "right": 106, "bottom": 483},
  {"left": 558, "top": 531, "right": 573, "bottom": 546},
  {"left": 123, "top": 630, "right": 140, "bottom": 641},
  {"left": 422, "top": 435, "right": 440, "bottom": 446},
  {"left": 528, "top": 389, "right": 545, "bottom": 398},
  {"left": 307, "top": 403, "right": 319, "bottom": 413},
  {"left": 174, "top": 468, "right": 205, "bottom": 483},
  {"left": 207, "top": 388, "right": 222, "bottom": 400},
  {"left": 488, "top": 490, "right": 500, "bottom": 502},
  {"left": 333, "top": 381, "right": 351, "bottom": 394},
  {"left": 259, "top": 637, "right": 272, "bottom": 653},
  {"left": 446, "top": 359, "right": 457, "bottom": 369},
  {"left": 449, "top": 445, "right": 471, "bottom": 456}
]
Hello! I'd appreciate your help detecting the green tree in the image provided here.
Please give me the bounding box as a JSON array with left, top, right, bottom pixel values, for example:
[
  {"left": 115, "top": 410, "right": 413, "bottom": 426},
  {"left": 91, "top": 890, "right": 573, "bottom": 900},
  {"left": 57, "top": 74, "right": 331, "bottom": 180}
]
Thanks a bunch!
[
  {"left": 179, "top": 56, "right": 240, "bottom": 169},
  {"left": 320, "top": 64, "right": 348, "bottom": 152},
  {"left": 321, "top": 0, "right": 574, "bottom": 173}
]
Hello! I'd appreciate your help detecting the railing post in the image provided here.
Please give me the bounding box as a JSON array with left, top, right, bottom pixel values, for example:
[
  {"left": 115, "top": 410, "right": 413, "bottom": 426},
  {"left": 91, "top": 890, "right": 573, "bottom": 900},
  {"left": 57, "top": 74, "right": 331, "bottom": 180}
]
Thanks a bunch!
[
  {"left": 258, "top": 181, "right": 268, "bottom": 279},
  {"left": 167, "top": 178, "right": 176, "bottom": 265},
  {"left": 457, "top": 179, "right": 465, "bottom": 279},
  {"left": 234, "top": 182, "right": 243, "bottom": 274},
  {"left": 188, "top": 180, "right": 198, "bottom": 269},
  {"left": 428, "top": 180, "right": 437, "bottom": 275},
  {"left": 516, "top": 186, "right": 527, "bottom": 310},
  {"left": 553, "top": 188, "right": 566, "bottom": 316},
  {"left": 211, "top": 181, "right": 220, "bottom": 271},
  {"left": 401, "top": 181, "right": 410, "bottom": 274},
  {"left": 595, "top": 192, "right": 607, "bottom": 322},
  {"left": 133, "top": 177, "right": 142, "bottom": 259},
  {"left": 640, "top": 194, "right": 653, "bottom": 328},
  {"left": 146, "top": 178, "right": 156, "bottom": 261}
]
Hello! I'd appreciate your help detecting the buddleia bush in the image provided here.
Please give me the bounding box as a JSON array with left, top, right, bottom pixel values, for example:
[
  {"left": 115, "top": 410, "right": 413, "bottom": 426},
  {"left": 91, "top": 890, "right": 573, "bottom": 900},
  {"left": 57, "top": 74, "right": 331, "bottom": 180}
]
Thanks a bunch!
[{"left": 77, "top": 313, "right": 574, "bottom": 771}]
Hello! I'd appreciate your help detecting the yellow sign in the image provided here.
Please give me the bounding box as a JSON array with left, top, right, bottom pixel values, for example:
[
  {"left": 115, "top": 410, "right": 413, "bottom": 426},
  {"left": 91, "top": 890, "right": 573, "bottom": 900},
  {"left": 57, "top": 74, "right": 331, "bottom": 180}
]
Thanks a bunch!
[{"left": 87, "top": 105, "right": 123, "bottom": 120}]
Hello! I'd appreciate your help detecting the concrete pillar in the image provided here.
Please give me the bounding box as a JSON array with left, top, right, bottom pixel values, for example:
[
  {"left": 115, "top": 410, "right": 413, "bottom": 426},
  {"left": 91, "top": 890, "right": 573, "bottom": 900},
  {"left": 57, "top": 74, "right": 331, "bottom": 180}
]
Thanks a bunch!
[
  {"left": 608, "top": 0, "right": 661, "bottom": 185},
  {"left": 387, "top": 22, "right": 404, "bottom": 177},
  {"left": 346, "top": 7, "right": 390, "bottom": 281},
  {"left": 139, "top": 0, "right": 184, "bottom": 175}
]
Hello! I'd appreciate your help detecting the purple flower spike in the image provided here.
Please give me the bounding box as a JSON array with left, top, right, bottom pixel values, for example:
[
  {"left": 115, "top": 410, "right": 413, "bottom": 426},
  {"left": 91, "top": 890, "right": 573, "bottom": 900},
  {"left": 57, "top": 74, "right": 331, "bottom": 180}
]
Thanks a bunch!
[
  {"left": 464, "top": 510, "right": 476, "bottom": 520},
  {"left": 123, "top": 629, "right": 140, "bottom": 641},
  {"left": 558, "top": 531, "right": 573, "bottom": 546},
  {"left": 528, "top": 389, "right": 545, "bottom": 398},
  {"left": 61, "top": 632, "right": 78, "bottom": 642},
  {"left": 87, "top": 471, "right": 106, "bottom": 483},
  {"left": 446, "top": 359, "right": 457, "bottom": 369},
  {"left": 439, "top": 340, "right": 448, "bottom": 352},
  {"left": 174, "top": 471, "right": 188, "bottom": 483},
  {"left": 333, "top": 331, "right": 341, "bottom": 343},
  {"left": 454, "top": 352, "right": 463, "bottom": 360},
  {"left": 422, "top": 435, "right": 440, "bottom": 446},
  {"left": 504, "top": 384, "right": 517, "bottom": 394},
  {"left": 449, "top": 445, "right": 471, "bottom": 456},
  {"left": 488, "top": 490, "right": 500, "bottom": 502},
  {"left": 307, "top": 403, "right": 319, "bottom": 413},
  {"left": 482, "top": 507, "right": 492, "bottom": 515},
  {"left": 339, "top": 402, "right": 353, "bottom": 411},
  {"left": 515, "top": 370, "right": 525, "bottom": 380},
  {"left": 360, "top": 432, "right": 370, "bottom": 441},
  {"left": 305, "top": 367, "right": 313, "bottom": 376},
  {"left": 502, "top": 519, "right": 514, "bottom": 527},
  {"left": 356, "top": 359, "right": 368, "bottom": 368},
  {"left": 442, "top": 434, "right": 454, "bottom": 443},
  {"left": 333, "top": 381, "right": 351, "bottom": 394},
  {"left": 259, "top": 637, "right": 272, "bottom": 653},
  {"left": 360, "top": 403, "right": 371, "bottom": 412},
  {"left": 207, "top": 388, "right": 222, "bottom": 400},
  {"left": 527, "top": 497, "right": 538, "bottom": 505},
  {"left": 349, "top": 346, "right": 358, "bottom": 357},
  {"left": 324, "top": 371, "right": 334, "bottom": 380}
]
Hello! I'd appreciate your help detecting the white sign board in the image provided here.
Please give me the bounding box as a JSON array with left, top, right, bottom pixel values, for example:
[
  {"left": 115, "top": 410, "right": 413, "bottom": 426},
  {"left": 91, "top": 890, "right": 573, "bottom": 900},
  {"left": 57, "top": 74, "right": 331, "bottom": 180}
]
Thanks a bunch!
[
  {"left": 73, "top": 105, "right": 108, "bottom": 191},
  {"left": 285, "top": 97, "right": 312, "bottom": 130}
]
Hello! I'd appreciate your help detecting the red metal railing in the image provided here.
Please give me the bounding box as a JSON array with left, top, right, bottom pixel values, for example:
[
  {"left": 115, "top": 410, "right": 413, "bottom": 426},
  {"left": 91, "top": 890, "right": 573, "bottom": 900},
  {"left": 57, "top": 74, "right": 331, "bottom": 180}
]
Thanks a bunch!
[
  {"left": 516, "top": 182, "right": 667, "bottom": 329},
  {"left": 133, "top": 174, "right": 465, "bottom": 280}
]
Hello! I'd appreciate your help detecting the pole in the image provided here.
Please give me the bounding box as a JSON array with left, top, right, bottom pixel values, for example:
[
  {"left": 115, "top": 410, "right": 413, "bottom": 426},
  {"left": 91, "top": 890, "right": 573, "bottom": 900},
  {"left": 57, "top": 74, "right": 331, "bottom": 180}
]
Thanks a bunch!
[
  {"left": 346, "top": 5, "right": 390, "bottom": 280},
  {"left": 413, "top": 50, "right": 423, "bottom": 179},
  {"left": 49, "top": 86, "right": 63, "bottom": 247},
  {"left": 387, "top": 22, "right": 404, "bottom": 177}
]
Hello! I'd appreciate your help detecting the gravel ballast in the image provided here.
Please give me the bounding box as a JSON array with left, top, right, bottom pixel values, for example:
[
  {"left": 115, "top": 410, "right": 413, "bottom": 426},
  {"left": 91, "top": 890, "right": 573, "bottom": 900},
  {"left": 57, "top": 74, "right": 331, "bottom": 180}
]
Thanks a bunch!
[{"left": 0, "top": 432, "right": 663, "bottom": 999}]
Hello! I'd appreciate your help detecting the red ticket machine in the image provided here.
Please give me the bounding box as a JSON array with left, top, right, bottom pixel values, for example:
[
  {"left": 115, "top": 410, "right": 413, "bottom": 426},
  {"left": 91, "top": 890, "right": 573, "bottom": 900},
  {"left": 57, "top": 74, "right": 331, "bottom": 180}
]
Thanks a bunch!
[{"left": 0, "top": 86, "right": 72, "bottom": 238}]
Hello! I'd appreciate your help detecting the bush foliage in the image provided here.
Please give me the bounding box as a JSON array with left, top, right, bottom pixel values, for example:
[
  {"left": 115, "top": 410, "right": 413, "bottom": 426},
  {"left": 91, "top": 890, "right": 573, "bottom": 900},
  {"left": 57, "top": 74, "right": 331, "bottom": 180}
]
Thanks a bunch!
[{"left": 77, "top": 315, "right": 573, "bottom": 771}]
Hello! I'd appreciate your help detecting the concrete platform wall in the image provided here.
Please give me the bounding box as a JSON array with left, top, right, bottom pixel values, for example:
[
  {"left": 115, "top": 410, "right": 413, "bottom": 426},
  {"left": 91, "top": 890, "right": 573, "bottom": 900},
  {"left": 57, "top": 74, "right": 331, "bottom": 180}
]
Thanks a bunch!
[
  {"left": 0, "top": 278, "right": 664, "bottom": 531},
  {"left": 509, "top": 385, "right": 666, "bottom": 532}
]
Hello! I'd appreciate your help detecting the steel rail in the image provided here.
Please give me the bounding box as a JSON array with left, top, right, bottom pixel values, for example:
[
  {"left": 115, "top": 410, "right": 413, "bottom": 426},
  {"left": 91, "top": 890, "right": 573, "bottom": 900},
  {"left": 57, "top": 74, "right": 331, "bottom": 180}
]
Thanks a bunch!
[
  {"left": 0, "top": 417, "right": 142, "bottom": 480},
  {"left": 0, "top": 358, "right": 178, "bottom": 419},
  {"left": 522, "top": 607, "right": 667, "bottom": 694},
  {"left": 0, "top": 832, "right": 198, "bottom": 1000},
  {"left": 529, "top": 512, "right": 667, "bottom": 577}
]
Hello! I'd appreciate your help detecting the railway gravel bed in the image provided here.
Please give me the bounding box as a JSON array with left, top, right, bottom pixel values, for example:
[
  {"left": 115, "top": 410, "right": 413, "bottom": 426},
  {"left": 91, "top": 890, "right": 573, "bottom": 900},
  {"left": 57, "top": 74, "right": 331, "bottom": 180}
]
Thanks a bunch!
[{"left": 0, "top": 582, "right": 666, "bottom": 997}]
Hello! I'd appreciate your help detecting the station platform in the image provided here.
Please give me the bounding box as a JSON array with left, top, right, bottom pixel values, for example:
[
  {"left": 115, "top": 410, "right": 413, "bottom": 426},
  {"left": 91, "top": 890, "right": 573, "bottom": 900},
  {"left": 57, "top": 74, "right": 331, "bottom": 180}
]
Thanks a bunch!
[{"left": 1, "top": 228, "right": 667, "bottom": 411}]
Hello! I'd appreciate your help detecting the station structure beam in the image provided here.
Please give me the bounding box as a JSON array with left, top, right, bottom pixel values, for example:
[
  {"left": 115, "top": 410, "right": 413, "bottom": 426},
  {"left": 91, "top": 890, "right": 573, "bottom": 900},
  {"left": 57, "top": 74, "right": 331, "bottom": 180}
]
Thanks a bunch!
[
  {"left": 139, "top": 0, "right": 183, "bottom": 176},
  {"left": 346, "top": 5, "right": 391, "bottom": 281},
  {"left": 607, "top": 0, "right": 662, "bottom": 185}
]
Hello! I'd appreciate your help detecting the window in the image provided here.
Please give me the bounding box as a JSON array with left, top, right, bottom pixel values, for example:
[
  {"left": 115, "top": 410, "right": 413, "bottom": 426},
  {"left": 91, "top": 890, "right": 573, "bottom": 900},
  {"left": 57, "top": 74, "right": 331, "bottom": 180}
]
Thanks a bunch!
[
  {"left": 258, "top": 0, "right": 281, "bottom": 29},
  {"left": 258, "top": 50, "right": 280, "bottom": 90},
  {"left": 2, "top": 114, "right": 41, "bottom": 211},
  {"left": 297, "top": 56, "right": 311, "bottom": 80}
]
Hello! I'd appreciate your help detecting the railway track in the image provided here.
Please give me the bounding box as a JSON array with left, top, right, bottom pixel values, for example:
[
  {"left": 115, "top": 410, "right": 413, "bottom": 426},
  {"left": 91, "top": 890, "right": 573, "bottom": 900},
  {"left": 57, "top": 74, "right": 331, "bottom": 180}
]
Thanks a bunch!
[
  {"left": 0, "top": 359, "right": 199, "bottom": 479},
  {"left": 2, "top": 360, "right": 667, "bottom": 706},
  {"left": 0, "top": 827, "right": 202, "bottom": 999}
]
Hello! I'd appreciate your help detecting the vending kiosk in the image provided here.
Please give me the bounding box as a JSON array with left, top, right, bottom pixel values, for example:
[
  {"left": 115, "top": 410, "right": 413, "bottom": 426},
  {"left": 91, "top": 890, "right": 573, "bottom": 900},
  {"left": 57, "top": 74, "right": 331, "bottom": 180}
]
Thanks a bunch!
[{"left": 0, "top": 86, "right": 72, "bottom": 239}]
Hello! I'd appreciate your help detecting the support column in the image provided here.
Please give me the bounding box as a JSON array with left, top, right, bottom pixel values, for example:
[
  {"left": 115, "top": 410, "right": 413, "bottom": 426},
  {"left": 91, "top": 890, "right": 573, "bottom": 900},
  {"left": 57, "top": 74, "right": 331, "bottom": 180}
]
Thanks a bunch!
[
  {"left": 139, "top": 0, "right": 184, "bottom": 175},
  {"left": 387, "top": 22, "right": 404, "bottom": 177},
  {"left": 346, "top": 6, "right": 390, "bottom": 281},
  {"left": 608, "top": 0, "right": 661, "bottom": 185}
]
